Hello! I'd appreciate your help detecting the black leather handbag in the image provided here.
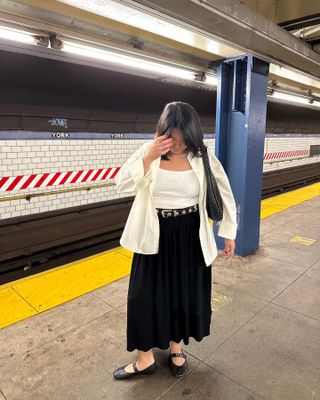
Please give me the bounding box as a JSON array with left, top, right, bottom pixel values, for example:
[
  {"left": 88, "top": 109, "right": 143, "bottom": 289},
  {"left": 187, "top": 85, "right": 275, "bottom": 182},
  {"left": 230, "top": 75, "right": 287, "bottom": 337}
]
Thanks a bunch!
[{"left": 202, "top": 148, "right": 223, "bottom": 221}]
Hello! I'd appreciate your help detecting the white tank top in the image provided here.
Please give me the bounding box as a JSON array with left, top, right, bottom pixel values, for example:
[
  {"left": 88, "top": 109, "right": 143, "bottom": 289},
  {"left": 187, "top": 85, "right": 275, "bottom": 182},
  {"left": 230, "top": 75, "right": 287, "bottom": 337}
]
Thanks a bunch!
[{"left": 153, "top": 168, "right": 200, "bottom": 209}]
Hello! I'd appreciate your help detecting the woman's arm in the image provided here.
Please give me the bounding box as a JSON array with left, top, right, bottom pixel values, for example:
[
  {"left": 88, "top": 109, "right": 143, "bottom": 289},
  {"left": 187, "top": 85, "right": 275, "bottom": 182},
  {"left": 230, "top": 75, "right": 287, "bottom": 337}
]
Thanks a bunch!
[
  {"left": 115, "top": 135, "right": 173, "bottom": 195},
  {"left": 115, "top": 142, "right": 152, "bottom": 195},
  {"left": 207, "top": 151, "right": 238, "bottom": 240},
  {"left": 223, "top": 238, "right": 236, "bottom": 258}
]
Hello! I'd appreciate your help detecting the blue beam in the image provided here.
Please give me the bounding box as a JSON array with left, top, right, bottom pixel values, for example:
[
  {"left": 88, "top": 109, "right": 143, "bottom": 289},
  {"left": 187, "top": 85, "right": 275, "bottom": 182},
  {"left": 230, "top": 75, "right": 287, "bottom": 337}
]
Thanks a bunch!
[{"left": 214, "top": 55, "right": 269, "bottom": 256}]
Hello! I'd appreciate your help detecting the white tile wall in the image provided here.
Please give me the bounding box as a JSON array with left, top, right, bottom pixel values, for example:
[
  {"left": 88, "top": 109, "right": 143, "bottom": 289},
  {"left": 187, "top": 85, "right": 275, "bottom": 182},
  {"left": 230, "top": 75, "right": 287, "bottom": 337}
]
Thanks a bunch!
[
  {"left": 264, "top": 155, "right": 320, "bottom": 172},
  {"left": 264, "top": 137, "right": 320, "bottom": 171},
  {"left": 0, "top": 136, "right": 319, "bottom": 220},
  {"left": 265, "top": 137, "right": 320, "bottom": 153},
  {"left": 0, "top": 139, "right": 152, "bottom": 220}
]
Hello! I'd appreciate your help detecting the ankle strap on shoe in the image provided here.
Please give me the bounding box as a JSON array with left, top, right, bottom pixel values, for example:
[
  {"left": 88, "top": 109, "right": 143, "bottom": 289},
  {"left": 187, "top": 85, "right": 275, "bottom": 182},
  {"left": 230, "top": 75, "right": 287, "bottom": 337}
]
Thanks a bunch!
[
  {"left": 170, "top": 351, "right": 186, "bottom": 359},
  {"left": 132, "top": 361, "right": 139, "bottom": 372}
]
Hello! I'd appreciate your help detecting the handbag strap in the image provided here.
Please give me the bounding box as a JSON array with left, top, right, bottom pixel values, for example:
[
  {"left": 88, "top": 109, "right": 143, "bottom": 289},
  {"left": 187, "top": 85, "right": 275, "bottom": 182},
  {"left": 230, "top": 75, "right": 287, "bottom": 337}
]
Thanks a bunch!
[{"left": 202, "top": 147, "right": 223, "bottom": 215}]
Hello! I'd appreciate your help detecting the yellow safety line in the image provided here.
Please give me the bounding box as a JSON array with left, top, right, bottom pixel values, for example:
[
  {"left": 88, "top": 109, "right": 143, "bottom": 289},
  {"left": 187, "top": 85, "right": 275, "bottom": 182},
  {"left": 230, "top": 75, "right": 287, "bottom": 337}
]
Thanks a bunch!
[
  {"left": 1, "top": 182, "right": 319, "bottom": 329},
  {"left": 260, "top": 182, "right": 320, "bottom": 219},
  {"left": 0, "top": 247, "right": 133, "bottom": 329}
]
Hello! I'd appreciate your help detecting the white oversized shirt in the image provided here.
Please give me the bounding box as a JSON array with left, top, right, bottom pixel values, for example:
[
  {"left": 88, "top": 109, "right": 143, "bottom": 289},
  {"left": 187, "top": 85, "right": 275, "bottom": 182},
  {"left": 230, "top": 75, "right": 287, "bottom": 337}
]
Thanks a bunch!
[{"left": 115, "top": 142, "right": 237, "bottom": 266}]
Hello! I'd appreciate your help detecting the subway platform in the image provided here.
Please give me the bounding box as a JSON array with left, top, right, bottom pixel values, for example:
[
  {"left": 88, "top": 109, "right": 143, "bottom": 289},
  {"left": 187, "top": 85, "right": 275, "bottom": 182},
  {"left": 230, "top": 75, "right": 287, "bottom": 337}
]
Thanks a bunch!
[{"left": 0, "top": 185, "right": 319, "bottom": 400}]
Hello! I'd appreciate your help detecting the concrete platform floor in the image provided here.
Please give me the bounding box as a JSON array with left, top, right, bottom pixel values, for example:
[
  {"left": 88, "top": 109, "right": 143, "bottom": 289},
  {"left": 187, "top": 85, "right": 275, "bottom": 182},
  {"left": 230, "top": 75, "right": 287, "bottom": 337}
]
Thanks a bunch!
[{"left": 0, "top": 196, "right": 319, "bottom": 400}]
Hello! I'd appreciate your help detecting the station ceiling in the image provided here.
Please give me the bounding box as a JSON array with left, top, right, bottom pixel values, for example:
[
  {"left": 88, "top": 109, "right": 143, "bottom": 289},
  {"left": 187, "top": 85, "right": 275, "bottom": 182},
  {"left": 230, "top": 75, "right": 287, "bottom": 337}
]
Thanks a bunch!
[
  {"left": 241, "top": 0, "right": 320, "bottom": 52},
  {"left": 240, "top": 0, "right": 319, "bottom": 25},
  {"left": 0, "top": 0, "right": 319, "bottom": 103}
]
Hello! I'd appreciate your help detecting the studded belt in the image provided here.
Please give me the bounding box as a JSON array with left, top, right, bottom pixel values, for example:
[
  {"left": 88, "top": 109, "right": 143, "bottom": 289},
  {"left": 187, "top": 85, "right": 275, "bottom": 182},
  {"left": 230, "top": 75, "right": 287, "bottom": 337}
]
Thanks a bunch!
[{"left": 156, "top": 204, "right": 198, "bottom": 218}]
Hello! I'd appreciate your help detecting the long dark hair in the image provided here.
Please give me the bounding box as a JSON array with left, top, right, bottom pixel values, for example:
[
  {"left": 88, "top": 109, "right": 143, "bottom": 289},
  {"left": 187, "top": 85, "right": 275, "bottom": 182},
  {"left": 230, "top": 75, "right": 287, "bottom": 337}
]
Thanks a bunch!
[{"left": 155, "top": 101, "right": 206, "bottom": 160}]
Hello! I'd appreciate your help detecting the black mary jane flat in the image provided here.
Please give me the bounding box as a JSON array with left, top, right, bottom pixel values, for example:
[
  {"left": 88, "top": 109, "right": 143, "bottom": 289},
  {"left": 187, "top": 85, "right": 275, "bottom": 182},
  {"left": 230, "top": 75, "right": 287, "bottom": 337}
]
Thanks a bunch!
[
  {"left": 168, "top": 350, "right": 188, "bottom": 377},
  {"left": 113, "top": 360, "right": 157, "bottom": 380}
]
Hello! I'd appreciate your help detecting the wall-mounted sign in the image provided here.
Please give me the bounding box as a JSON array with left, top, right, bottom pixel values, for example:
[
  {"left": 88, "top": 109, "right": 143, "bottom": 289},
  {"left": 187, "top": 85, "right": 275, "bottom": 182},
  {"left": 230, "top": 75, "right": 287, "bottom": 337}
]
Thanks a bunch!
[
  {"left": 111, "top": 133, "right": 125, "bottom": 139},
  {"left": 51, "top": 132, "right": 70, "bottom": 138}
]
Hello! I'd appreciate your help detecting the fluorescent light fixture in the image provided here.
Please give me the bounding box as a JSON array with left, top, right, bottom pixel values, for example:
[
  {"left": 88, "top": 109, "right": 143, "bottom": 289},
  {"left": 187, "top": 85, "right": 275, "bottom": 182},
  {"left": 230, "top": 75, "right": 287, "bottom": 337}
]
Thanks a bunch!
[
  {"left": 268, "top": 91, "right": 320, "bottom": 108},
  {"left": 205, "top": 75, "right": 218, "bottom": 86},
  {"left": 58, "top": 0, "right": 240, "bottom": 58},
  {"left": 273, "top": 91, "right": 309, "bottom": 105},
  {"left": 0, "top": 25, "right": 35, "bottom": 45},
  {"left": 0, "top": 22, "right": 217, "bottom": 87},
  {"left": 269, "top": 64, "right": 320, "bottom": 91},
  {"left": 62, "top": 40, "right": 217, "bottom": 86}
]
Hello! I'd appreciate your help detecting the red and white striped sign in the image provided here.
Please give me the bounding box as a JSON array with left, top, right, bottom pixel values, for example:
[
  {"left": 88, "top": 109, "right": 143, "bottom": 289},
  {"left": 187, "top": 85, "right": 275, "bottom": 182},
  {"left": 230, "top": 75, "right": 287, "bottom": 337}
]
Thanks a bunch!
[
  {"left": 263, "top": 149, "right": 309, "bottom": 161},
  {"left": 0, "top": 167, "right": 120, "bottom": 192},
  {"left": 0, "top": 148, "right": 310, "bottom": 192}
]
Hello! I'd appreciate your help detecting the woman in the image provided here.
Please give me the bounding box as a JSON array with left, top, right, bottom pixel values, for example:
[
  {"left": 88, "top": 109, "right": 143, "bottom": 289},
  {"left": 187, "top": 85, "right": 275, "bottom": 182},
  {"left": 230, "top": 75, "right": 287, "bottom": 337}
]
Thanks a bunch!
[{"left": 113, "top": 102, "right": 237, "bottom": 380}]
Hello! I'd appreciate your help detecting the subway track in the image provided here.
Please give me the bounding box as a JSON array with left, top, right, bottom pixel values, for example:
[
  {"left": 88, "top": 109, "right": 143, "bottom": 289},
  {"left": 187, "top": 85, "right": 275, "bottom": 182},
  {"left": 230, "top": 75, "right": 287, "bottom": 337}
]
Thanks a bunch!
[
  {"left": 262, "top": 162, "right": 320, "bottom": 198},
  {"left": 0, "top": 162, "right": 319, "bottom": 285}
]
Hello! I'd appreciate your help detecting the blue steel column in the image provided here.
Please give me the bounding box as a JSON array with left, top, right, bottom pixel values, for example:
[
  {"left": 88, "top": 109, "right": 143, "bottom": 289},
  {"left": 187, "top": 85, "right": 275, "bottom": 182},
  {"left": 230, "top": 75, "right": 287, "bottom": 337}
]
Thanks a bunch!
[{"left": 213, "top": 55, "right": 269, "bottom": 256}]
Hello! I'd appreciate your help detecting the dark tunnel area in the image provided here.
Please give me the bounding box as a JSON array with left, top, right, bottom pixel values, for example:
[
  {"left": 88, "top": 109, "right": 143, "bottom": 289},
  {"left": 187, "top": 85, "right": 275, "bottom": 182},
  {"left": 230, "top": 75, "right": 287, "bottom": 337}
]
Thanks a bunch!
[{"left": 0, "top": 50, "right": 319, "bottom": 134}]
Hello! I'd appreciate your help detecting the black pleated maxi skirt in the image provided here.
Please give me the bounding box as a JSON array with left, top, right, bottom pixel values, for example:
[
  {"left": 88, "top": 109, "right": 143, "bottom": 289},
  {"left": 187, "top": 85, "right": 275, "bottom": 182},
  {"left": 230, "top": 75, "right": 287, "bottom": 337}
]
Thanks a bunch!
[{"left": 126, "top": 206, "right": 212, "bottom": 352}]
